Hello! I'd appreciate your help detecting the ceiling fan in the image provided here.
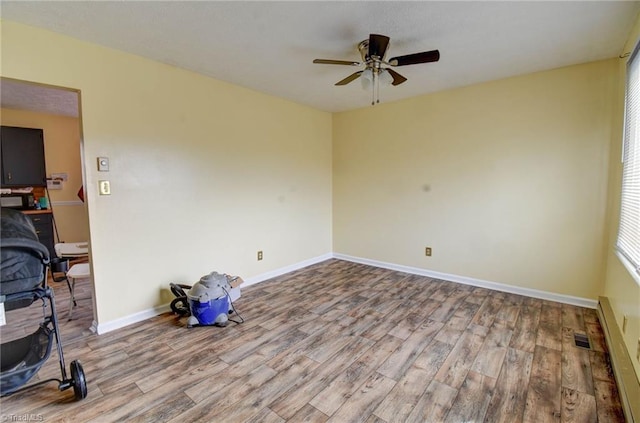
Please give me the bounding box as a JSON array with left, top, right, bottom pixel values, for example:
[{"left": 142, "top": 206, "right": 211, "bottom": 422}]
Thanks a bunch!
[{"left": 313, "top": 33, "right": 440, "bottom": 105}]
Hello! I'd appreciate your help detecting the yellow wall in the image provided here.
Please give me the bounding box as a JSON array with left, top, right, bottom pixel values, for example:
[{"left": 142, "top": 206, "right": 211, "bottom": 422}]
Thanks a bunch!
[
  {"left": 603, "top": 15, "right": 640, "bottom": 379},
  {"left": 2, "top": 19, "right": 637, "bottom": 378},
  {"left": 333, "top": 60, "right": 617, "bottom": 300},
  {"left": 1, "top": 108, "right": 89, "bottom": 242},
  {"left": 0, "top": 21, "right": 333, "bottom": 324}
]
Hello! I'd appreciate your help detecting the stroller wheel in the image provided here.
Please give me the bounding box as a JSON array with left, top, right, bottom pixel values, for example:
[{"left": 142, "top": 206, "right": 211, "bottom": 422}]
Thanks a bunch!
[
  {"left": 171, "top": 297, "right": 190, "bottom": 316},
  {"left": 70, "top": 360, "right": 88, "bottom": 400}
]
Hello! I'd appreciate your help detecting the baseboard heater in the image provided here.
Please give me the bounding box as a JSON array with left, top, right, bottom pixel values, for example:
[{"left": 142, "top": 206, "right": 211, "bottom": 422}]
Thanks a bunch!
[{"left": 597, "top": 296, "right": 640, "bottom": 423}]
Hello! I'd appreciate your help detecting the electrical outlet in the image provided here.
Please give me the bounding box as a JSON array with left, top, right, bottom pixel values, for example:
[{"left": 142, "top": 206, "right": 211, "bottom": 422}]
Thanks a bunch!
[
  {"left": 623, "top": 315, "right": 628, "bottom": 333},
  {"left": 257, "top": 250, "right": 263, "bottom": 261},
  {"left": 425, "top": 247, "right": 432, "bottom": 257}
]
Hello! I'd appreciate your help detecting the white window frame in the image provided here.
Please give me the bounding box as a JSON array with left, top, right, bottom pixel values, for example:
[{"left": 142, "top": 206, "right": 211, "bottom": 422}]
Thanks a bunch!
[{"left": 617, "top": 40, "right": 640, "bottom": 286}]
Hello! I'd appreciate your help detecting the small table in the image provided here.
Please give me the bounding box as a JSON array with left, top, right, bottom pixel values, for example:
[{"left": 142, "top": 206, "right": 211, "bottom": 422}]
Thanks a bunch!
[{"left": 66, "top": 263, "right": 90, "bottom": 320}]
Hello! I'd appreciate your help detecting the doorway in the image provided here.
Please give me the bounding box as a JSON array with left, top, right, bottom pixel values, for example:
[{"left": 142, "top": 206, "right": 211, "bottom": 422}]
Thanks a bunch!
[{"left": 0, "top": 77, "right": 95, "bottom": 336}]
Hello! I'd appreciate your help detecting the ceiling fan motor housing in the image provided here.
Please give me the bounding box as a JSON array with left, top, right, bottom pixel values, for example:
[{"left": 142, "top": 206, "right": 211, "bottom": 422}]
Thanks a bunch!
[{"left": 358, "top": 39, "right": 371, "bottom": 62}]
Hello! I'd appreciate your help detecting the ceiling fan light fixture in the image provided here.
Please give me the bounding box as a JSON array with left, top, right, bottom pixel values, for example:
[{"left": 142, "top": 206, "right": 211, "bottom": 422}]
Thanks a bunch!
[
  {"left": 361, "top": 68, "right": 373, "bottom": 90},
  {"left": 378, "top": 69, "right": 394, "bottom": 86}
]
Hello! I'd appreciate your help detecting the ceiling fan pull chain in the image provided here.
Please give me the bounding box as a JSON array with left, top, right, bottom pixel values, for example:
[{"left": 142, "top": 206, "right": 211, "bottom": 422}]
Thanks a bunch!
[
  {"left": 371, "top": 74, "right": 375, "bottom": 106},
  {"left": 372, "top": 69, "right": 378, "bottom": 106}
]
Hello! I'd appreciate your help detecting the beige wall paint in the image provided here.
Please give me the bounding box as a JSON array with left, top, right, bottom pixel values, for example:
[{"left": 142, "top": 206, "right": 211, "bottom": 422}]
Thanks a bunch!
[
  {"left": 334, "top": 60, "right": 617, "bottom": 300},
  {"left": 1, "top": 18, "right": 636, "bottom": 379},
  {"left": 1, "top": 21, "right": 333, "bottom": 324},
  {"left": 1, "top": 107, "right": 89, "bottom": 242},
  {"left": 603, "top": 15, "right": 640, "bottom": 379}
]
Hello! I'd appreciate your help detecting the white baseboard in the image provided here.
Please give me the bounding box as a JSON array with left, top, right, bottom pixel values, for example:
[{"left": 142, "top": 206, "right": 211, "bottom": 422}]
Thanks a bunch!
[
  {"left": 94, "top": 252, "right": 333, "bottom": 334},
  {"left": 333, "top": 253, "right": 598, "bottom": 309},
  {"left": 50, "top": 200, "right": 84, "bottom": 207},
  {"left": 242, "top": 252, "right": 334, "bottom": 287},
  {"left": 95, "top": 304, "right": 170, "bottom": 335}
]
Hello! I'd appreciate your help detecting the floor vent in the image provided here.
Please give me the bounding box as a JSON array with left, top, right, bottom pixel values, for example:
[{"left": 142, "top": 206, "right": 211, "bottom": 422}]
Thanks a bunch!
[{"left": 574, "top": 333, "right": 591, "bottom": 349}]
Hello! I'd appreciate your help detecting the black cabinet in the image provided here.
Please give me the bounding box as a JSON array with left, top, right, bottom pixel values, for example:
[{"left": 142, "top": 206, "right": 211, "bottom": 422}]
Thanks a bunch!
[
  {"left": 27, "top": 212, "right": 55, "bottom": 258},
  {"left": 1, "top": 126, "right": 47, "bottom": 187}
]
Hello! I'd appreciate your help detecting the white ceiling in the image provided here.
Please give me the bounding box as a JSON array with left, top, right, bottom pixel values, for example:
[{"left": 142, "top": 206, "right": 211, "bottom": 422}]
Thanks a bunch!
[
  {"left": 1, "top": 78, "right": 80, "bottom": 117},
  {"left": 2, "top": 1, "right": 639, "bottom": 113}
]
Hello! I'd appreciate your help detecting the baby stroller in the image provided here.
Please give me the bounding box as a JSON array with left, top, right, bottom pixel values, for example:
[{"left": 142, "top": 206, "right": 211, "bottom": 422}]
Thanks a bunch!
[{"left": 0, "top": 208, "right": 87, "bottom": 400}]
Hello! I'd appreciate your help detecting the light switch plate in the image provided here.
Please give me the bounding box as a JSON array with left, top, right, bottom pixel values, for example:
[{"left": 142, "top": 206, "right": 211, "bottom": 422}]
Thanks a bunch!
[
  {"left": 99, "top": 180, "right": 111, "bottom": 195},
  {"left": 97, "top": 157, "right": 109, "bottom": 172}
]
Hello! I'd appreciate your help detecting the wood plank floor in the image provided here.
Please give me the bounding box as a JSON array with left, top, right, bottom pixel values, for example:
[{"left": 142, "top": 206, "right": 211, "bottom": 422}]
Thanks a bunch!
[{"left": 0, "top": 259, "right": 625, "bottom": 422}]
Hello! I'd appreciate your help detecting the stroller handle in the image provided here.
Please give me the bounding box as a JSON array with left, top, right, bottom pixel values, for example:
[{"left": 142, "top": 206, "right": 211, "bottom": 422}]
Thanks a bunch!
[{"left": 1, "top": 238, "right": 50, "bottom": 263}]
